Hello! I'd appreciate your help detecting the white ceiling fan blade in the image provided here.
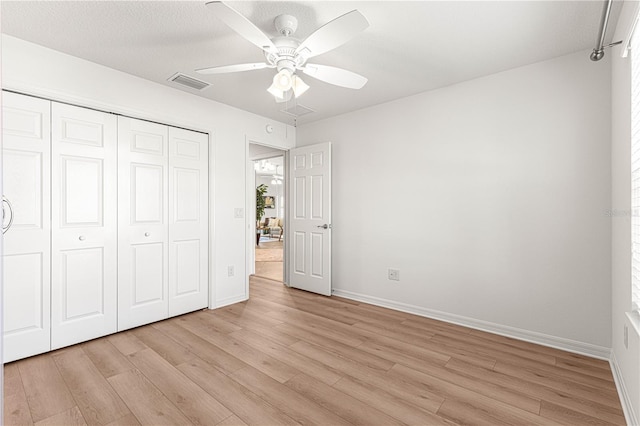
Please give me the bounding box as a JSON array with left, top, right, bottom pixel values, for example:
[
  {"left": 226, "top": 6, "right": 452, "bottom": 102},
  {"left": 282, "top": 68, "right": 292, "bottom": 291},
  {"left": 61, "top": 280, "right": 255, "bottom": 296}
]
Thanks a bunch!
[
  {"left": 196, "top": 62, "right": 269, "bottom": 75},
  {"left": 206, "top": 1, "right": 277, "bottom": 54},
  {"left": 295, "top": 10, "right": 369, "bottom": 59},
  {"left": 303, "top": 64, "right": 368, "bottom": 89}
]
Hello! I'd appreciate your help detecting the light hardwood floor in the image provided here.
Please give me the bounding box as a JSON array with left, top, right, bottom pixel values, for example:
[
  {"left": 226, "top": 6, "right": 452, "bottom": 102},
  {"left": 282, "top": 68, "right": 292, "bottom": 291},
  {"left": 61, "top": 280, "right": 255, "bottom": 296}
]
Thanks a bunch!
[{"left": 5, "top": 276, "right": 625, "bottom": 425}]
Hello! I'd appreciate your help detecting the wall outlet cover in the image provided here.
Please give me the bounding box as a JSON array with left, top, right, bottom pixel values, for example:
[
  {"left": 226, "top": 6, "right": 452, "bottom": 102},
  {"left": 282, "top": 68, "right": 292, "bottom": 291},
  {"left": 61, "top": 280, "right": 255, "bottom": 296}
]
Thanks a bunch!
[{"left": 388, "top": 268, "right": 400, "bottom": 281}]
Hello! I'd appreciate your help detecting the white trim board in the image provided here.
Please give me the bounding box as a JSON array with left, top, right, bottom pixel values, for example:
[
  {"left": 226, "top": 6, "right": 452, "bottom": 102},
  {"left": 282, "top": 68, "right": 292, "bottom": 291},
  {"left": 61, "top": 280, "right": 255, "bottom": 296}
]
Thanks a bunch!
[
  {"left": 610, "top": 352, "right": 639, "bottom": 426},
  {"left": 332, "top": 289, "right": 611, "bottom": 360},
  {"left": 213, "top": 294, "right": 248, "bottom": 309}
]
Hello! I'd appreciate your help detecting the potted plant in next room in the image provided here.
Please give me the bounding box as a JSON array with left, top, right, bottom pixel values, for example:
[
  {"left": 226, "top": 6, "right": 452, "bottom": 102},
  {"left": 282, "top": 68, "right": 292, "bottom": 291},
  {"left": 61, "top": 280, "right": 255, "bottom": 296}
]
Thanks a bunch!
[{"left": 256, "top": 183, "right": 268, "bottom": 245}]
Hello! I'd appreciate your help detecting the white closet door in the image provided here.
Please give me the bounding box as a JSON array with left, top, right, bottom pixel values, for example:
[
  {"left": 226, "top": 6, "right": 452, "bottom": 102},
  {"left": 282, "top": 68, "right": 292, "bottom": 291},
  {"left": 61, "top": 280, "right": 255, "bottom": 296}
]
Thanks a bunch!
[
  {"left": 50, "top": 103, "right": 117, "bottom": 349},
  {"left": 168, "top": 127, "right": 208, "bottom": 316},
  {"left": 118, "top": 116, "right": 169, "bottom": 331},
  {"left": 2, "top": 92, "right": 51, "bottom": 362}
]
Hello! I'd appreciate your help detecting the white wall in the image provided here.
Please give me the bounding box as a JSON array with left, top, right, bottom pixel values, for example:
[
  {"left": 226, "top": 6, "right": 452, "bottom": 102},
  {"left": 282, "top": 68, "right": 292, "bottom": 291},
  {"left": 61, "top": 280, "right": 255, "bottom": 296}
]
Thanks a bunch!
[
  {"left": 610, "top": 1, "right": 640, "bottom": 423},
  {"left": 298, "top": 50, "right": 612, "bottom": 355},
  {"left": 1, "top": 35, "right": 296, "bottom": 308}
]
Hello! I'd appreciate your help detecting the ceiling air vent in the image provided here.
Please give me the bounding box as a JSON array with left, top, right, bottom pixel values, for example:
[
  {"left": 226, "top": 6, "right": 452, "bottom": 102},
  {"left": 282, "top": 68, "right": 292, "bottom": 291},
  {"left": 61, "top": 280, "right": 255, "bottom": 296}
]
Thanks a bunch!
[
  {"left": 168, "top": 73, "right": 210, "bottom": 91},
  {"left": 280, "top": 103, "right": 315, "bottom": 117}
]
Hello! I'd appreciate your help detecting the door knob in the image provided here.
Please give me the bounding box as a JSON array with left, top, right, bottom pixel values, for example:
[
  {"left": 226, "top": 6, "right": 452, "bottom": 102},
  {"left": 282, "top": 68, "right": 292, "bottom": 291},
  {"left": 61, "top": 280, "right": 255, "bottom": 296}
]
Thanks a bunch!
[
  {"left": 317, "top": 224, "right": 331, "bottom": 229},
  {"left": 79, "top": 235, "right": 86, "bottom": 241},
  {"left": 144, "top": 232, "right": 150, "bottom": 237},
  {"left": 2, "top": 196, "right": 14, "bottom": 235}
]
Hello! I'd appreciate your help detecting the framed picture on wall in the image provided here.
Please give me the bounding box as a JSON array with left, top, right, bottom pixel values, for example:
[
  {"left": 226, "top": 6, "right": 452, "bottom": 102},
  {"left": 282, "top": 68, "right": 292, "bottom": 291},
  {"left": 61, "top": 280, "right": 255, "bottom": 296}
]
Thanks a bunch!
[{"left": 263, "top": 195, "right": 275, "bottom": 209}]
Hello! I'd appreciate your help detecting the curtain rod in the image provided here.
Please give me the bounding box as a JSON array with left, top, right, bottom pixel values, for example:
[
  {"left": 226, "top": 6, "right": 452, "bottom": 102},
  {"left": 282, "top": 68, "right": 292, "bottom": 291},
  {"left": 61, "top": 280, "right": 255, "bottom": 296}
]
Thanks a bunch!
[{"left": 591, "top": 0, "right": 623, "bottom": 61}]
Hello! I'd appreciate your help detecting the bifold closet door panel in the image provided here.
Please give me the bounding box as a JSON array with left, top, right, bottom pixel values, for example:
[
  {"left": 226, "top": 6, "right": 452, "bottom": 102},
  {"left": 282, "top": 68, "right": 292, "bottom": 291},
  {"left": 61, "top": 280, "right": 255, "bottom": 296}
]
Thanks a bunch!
[
  {"left": 50, "top": 103, "right": 118, "bottom": 349},
  {"left": 118, "top": 116, "right": 169, "bottom": 331},
  {"left": 168, "top": 127, "right": 208, "bottom": 316},
  {"left": 2, "top": 92, "right": 52, "bottom": 362}
]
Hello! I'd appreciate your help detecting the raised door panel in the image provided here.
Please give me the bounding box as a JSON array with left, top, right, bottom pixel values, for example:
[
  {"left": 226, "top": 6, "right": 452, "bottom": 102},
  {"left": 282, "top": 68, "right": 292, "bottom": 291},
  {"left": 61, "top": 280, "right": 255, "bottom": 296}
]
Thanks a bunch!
[
  {"left": 2, "top": 91, "right": 51, "bottom": 362},
  {"left": 118, "top": 116, "right": 169, "bottom": 330},
  {"left": 168, "top": 127, "right": 208, "bottom": 316},
  {"left": 51, "top": 102, "right": 117, "bottom": 349}
]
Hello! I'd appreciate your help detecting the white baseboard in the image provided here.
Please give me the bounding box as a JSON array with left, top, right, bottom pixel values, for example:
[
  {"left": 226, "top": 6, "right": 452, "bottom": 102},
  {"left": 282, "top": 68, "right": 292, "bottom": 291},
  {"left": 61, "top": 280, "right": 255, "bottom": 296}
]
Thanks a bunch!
[
  {"left": 610, "top": 352, "right": 640, "bottom": 426},
  {"left": 331, "top": 289, "right": 611, "bottom": 360},
  {"left": 213, "top": 294, "right": 247, "bottom": 309}
]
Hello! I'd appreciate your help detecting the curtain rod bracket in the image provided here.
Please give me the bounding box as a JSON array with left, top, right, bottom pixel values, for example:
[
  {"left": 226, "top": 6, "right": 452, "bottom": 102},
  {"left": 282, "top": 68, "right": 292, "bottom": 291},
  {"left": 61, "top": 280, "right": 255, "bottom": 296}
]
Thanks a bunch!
[{"left": 590, "top": 40, "right": 623, "bottom": 61}]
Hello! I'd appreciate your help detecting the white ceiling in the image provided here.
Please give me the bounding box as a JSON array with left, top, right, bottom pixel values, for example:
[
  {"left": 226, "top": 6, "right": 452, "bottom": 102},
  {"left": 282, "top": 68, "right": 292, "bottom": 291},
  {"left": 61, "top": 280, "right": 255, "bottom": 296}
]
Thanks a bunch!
[{"left": 1, "top": 1, "right": 621, "bottom": 125}]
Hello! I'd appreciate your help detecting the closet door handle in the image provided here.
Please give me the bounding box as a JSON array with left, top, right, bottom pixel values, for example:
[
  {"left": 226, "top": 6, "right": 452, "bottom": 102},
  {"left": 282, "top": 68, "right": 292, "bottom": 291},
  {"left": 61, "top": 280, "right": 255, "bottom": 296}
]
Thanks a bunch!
[
  {"left": 2, "top": 196, "right": 14, "bottom": 235},
  {"left": 79, "top": 235, "right": 86, "bottom": 241},
  {"left": 144, "top": 232, "right": 150, "bottom": 237}
]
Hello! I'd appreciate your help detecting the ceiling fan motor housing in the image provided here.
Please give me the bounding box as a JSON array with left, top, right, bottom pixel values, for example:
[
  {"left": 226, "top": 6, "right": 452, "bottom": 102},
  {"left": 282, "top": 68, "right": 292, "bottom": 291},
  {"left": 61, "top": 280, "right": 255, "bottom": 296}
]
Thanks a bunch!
[{"left": 265, "top": 37, "right": 305, "bottom": 72}]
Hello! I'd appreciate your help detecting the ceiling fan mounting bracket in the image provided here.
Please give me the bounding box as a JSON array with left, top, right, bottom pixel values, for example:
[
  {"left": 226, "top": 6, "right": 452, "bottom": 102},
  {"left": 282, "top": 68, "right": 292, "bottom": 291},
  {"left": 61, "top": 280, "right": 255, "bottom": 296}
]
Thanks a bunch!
[{"left": 274, "top": 14, "right": 298, "bottom": 37}]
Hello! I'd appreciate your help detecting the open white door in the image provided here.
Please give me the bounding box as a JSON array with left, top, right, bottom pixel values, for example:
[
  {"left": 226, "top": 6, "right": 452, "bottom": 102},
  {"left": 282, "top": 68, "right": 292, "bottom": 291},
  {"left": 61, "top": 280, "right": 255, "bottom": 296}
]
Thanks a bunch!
[{"left": 288, "top": 142, "right": 331, "bottom": 296}]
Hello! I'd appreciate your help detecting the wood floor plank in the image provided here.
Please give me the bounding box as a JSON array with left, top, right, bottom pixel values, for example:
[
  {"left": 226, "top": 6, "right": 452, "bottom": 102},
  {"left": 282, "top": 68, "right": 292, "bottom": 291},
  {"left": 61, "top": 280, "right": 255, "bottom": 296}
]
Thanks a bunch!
[
  {"left": 34, "top": 406, "right": 86, "bottom": 426},
  {"left": 217, "top": 414, "right": 249, "bottom": 426},
  {"left": 361, "top": 341, "right": 541, "bottom": 414},
  {"left": 431, "top": 331, "right": 557, "bottom": 366},
  {"left": 107, "top": 368, "right": 192, "bottom": 425},
  {"left": 105, "top": 413, "right": 142, "bottom": 426},
  {"left": 287, "top": 373, "right": 404, "bottom": 425},
  {"left": 539, "top": 400, "right": 621, "bottom": 426},
  {"left": 131, "top": 324, "right": 197, "bottom": 366},
  {"left": 196, "top": 309, "right": 244, "bottom": 334},
  {"left": 229, "top": 328, "right": 344, "bottom": 385},
  {"left": 554, "top": 357, "right": 616, "bottom": 383},
  {"left": 18, "top": 354, "right": 77, "bottom": 422},
  {"left": 82, "top": 339, "right": 136, "bottom": 379},
  {"left": 4, "top": 389, "right": 34, "bottom": 426},
  {"left": 4, "top": 363, "right": 34, "bottom": 426},
  {"left": 437, "top": 398, "right": 518, "bottom": 426},
  {"left": 107, "top": 331, "right": 148, "bottom": 356},
  {"left": 127, "top": 348, "right": 232, "bottom": 425},
  {"left": 177, "top": 358, "right": 301, "bottom": 426},
  {"left": 176, "top": 314, "right": 300, "bottom": 383},
  {"left": 446, "top": 357, "right": 626, "bottom": 425},
  {"left": 230, "top": 366, "right": 352, "bottom": 426},
  {"left": 289, "top": 340, "right": 445, "bottom": 413},
  {"left": 265, "top": 307, "right": 364, "bottom": 345},
  {"left": 388, "top": 364, "right": 552, "bottom": 425},
  {"left": 213, "top": 306, "right": 300, "bottom": 347},
  {"left": 494, "top": 360, "right": 622, "bottom": 408},
  {"left": 152, "top": 320, "right": 248, "bottom": 375},
  {"left": 331, "top": 296, "right": 414, "bottom": 322},
  {"left": 332, "top": 375, "right": 453, "bottom": 426},
  {"left": 52, "top": 346, "right": 131, "bottom": 425},
  {"left": 4, "top": 363, "right": 23, "bottom": 396}
]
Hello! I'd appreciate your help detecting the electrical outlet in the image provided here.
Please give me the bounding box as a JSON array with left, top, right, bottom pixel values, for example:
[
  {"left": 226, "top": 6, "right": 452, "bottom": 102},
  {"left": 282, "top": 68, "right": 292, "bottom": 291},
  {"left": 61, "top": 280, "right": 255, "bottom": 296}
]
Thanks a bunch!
[
  {"left": 624, "top": 325, "right": 629, "bottom": 349},
  {"left": 388, "top": 268, "right": 400, "bottom": 281},
  {"left": 227, "top": 265, "right": 234, "bottom": 277}
]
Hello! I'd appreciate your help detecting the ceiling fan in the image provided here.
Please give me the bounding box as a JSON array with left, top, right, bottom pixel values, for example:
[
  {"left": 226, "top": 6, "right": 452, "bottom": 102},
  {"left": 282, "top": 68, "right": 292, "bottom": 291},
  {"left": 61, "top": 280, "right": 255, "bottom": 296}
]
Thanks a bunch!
[{"left": 196, "top": 1, "right": 369, "bottom": 103}]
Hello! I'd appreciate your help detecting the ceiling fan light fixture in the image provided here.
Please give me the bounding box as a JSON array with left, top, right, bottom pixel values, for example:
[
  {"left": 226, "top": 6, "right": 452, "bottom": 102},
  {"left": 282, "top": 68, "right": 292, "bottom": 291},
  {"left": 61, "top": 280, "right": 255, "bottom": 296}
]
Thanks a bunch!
[
  {"left": 273, "top": 69, "right": 293, "bottom": 91},
  {"left": 267, "top": 82, "right": 285, "bottom": 99},
  {"left": 292, "top": 75, "right": 309, "bottom": 98}
]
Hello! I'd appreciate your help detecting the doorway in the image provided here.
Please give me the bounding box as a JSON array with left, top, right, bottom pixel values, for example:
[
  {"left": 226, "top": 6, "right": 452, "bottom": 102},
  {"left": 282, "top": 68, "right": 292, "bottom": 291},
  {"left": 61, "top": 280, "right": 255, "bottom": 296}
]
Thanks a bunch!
[{"left": 249, "top": 143, "right": 286, "bottom": 283}]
